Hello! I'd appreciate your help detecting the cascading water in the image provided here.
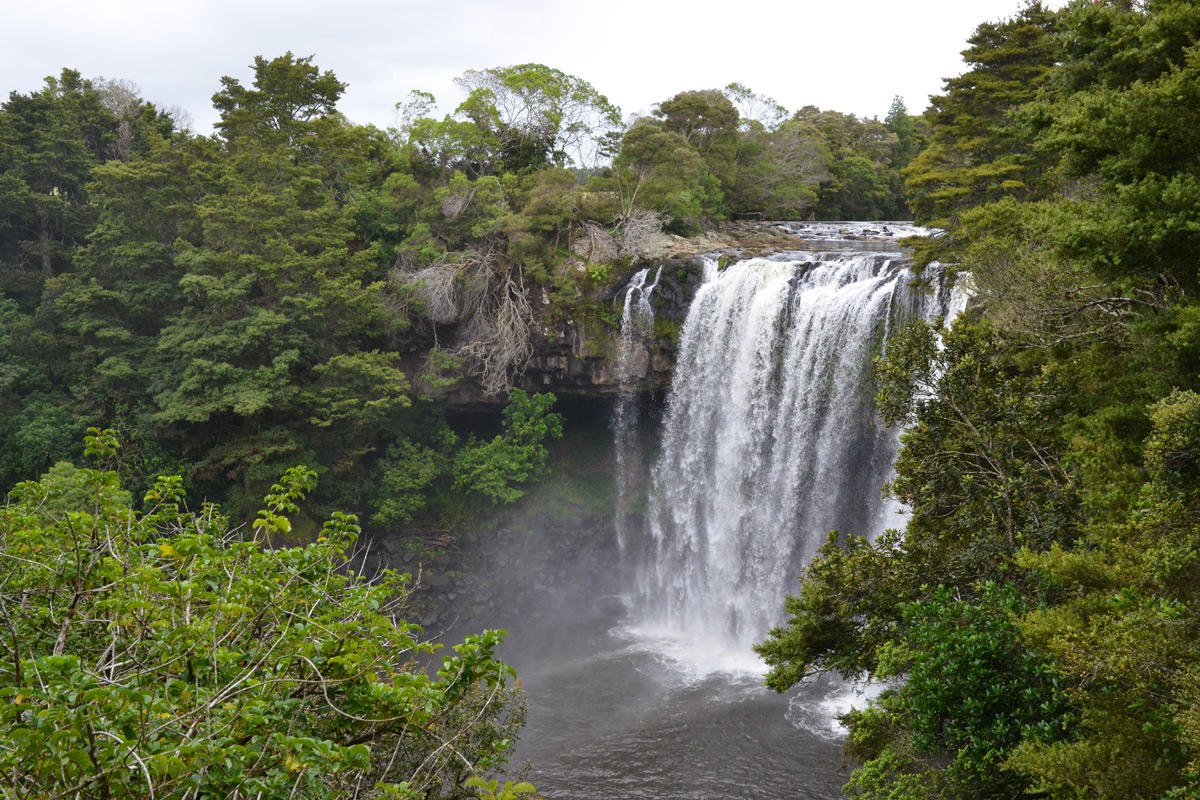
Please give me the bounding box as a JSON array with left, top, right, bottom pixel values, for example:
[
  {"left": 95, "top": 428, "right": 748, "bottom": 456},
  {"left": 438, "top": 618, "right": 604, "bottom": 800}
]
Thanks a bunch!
[
  {"left": 618, "top": 265, "right": 663, "bottom": 367},
  {"left": 636, "top": 248, "right": 962, "bottom": 657},
  {"left": 613, "top": 266, "right": 662, "bottom": 550},
  {"left": 476, "top": 228, "right": 968, "bottom": 800}
]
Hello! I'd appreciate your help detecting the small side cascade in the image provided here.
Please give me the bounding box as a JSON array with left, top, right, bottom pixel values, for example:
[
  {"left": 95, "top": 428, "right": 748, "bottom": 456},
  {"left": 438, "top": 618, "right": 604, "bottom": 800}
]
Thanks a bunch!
[
  {"left": 635, "top": 250, "right": 961, "bottom": 658},
  {"left": 616, "top": 265, "right": 662, "bottom": 380},
  {"left": 612, "top": 266, "right": 663, "bottom": 550}
]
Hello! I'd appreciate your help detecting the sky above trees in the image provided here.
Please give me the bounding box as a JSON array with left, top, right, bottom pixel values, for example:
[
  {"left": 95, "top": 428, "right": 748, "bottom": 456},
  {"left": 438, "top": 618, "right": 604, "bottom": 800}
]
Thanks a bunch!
[{"left": 6, "top": 0, "right": 1066, "bottom": 134}]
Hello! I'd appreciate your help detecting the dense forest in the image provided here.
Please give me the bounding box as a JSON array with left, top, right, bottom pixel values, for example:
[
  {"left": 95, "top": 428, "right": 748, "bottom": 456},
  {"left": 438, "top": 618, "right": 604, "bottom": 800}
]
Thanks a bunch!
[
  {"left": 4, "top": 0, "right": 1200, "bottom": 797},
  {"left": 0, "top": 54, "right": 920, "bottom": 527}
]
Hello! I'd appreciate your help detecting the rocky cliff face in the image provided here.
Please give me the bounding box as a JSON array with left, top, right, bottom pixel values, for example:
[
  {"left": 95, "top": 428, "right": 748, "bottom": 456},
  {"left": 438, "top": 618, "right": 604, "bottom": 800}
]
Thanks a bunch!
[
  {"left": 519, "top": 252, "right": 705, "bottom": 396},
  {"left": 442, "top": 221, "right": 924, "bottom": 406},
  {"left": 440, "top": 225, "right": 793, "bottom": 406}
]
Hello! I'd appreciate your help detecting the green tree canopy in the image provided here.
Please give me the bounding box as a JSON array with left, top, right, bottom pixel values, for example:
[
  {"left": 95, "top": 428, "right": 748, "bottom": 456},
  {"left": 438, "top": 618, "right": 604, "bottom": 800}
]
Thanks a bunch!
[
  {"left": 0, "top": 70, "right": 119, "bottom": 285},
  {"left": 452, "top": 64, "right": 621, "bottom": 173},
  {"left": 213, "top": 52, "right": 347, "bottom": 148},
  {"left": 0, "top": 431, "right": 528, "bottom": 799},
  {"left": 904, "top": 2, "right": 1059, "bottom": 229}
]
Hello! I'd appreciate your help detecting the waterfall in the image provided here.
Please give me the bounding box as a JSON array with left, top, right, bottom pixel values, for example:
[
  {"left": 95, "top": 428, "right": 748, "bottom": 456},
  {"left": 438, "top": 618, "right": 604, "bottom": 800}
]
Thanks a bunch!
[
  {"left": 616, "top": 265, "right": 662, "bottom": 379},
  {"left": 635, "top": 250, "right": 960, "bottom": 657},
  {"left": 613, "top": 266, "right": 662, "bottom": 550}
]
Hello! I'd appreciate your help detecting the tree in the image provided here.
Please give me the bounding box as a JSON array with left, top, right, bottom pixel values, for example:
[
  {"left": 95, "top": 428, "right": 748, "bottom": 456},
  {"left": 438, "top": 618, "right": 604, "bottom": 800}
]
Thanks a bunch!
[
  {"left": 758, "top": 4, "right": 1200, "bottom": 798},
  {"left": 611, "top": 119, "right": 704, "bottom": 228},
  {"left": 757, "top": 319, "right": 1080, "bottom": 797},
  {"left": 903, "top": 2, "right": 1059, "bottom": 228},
  {"left": 368, "top": 391, "right": 563, "bottom": 530},
  {"left": 41, "top": 131, "right": 212, "bottom": 443},
  {"left": 881, "top": 96, "right": 924, "bottom": 218},
  {"left": 150, "top": 132, "right": 407, "bottom": 511},
  {"left": 0, "top": 70, "right": 120, "bottom": 286},
  {"left": 796, "top": 106, "right": 898, "bottom": 220},
  {"left": 722, "top": 83, "right": 788, "bottom": 132},
  {"left": 654, "top": 89, "right": 739, "bottom": 157},
  {"left": 728, "top": 119, "right": 830, "bottom": 219},
  {"left": 212, "top": 52, "right": 346, "bottom": 148},
  {"left": 0, "top": 71, "right": 157, "bottom": 483},
  {"left": 1009, "top": 389, "right": 1200, "bottom": 798},
  {"left": 452, "top": 64, "right": 621, "bottom": 173},
  {"left": 453, "top": 389, "right": 564, "bottom": 504},
  {"left": 0, "top": 430, "right": 528, "bottom": 799},
  {"left": 840, "top": 586, "right": 1073, "bottom": 800},
  {"left": 884, "top": 96, "right": 920, "bottom": 171},
  {"left": 874, "top": 319, "right": 1077, "bottom": 565},
  {"left": 653, "top": 89, "right": 740, "bottom": 216},
  {"left": 1029, "top": 0, "right": 1200, "bottom": 291}
]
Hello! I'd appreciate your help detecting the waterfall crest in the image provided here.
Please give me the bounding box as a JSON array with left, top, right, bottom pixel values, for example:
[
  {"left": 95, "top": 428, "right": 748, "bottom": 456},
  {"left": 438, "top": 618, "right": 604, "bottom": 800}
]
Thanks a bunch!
[{"left": 635, "top": 250, "right": 960, "bottom": 656}]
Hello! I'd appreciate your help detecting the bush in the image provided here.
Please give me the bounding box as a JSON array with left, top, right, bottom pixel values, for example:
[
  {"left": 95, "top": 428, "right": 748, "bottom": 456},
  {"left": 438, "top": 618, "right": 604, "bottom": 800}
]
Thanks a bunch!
[{"left": 0, "top": 429, "right": 527, "bottom": 799}]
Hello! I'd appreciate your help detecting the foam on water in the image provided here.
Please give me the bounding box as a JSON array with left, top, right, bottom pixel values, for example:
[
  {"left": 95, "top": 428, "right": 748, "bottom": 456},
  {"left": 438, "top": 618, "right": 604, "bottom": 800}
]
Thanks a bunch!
[
  {"left": 786, "top": 680, "right": 889, "bottom": 741},
  {"left": 612, "top": 621, "right": 770, "bottom": 682}
]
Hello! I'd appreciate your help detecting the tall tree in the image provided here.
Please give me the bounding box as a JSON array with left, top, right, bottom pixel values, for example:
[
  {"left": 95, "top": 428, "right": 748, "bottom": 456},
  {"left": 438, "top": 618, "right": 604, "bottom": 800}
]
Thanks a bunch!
[
  {"left": 452, "top": 64, "right": 621, "bottom": 173},
  {"left": 147, "top": 59, "right": 410, "bottom": 512},
  {"left": 212, "top": 52, "right": 346, "bottom": 149},
  {"left": 904, "top": 2, "right": 1059, "bottom": 227},
  {"left": 151, "top": 139, "right": 407, "bottom": 509},
  {"left": 0, "top": 70, "right": 119, "bottom": 289}
]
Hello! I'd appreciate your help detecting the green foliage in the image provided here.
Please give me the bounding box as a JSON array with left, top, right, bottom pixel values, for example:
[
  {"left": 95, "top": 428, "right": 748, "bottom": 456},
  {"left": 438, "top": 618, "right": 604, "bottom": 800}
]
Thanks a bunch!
[
  {"left": 878, "top": 319, "right": 1077, "bottom": 567},
  {"left": 761, "top": 321, "right": 1079, "bottom": 797},
  {"left": 654, "top": 89, "right": 740, "bottom": 210},
  {"left": 794, "top": 106, "right": 899, "bottom": 220},
  {"left": 756, "top": 530, "right": 908, "bottom": 688},
  {"left": 762, "top": 5, "right": 1200, "bottom": 800},
  {"left": 465, "top": 777, "right": 537, "bottom": 800},
  {"left": 453, "top": 390, "right": 564, "bottom": 504},
  {"left": 147, "top": 118, "right": 405, "bottom": 507},
  {"left": 450, "top": 63, "right": 622, "bottom": 174},
  {"left": 759, "top": 318, "right": 1080, "bottom": 796},
  {"left": 894, "top": 586, "right": 1070, "bottom": 788},
  {"left": 212, "top": 52, "right": 346, "bottom": 148},
  {"left": 435, "top": 171, "right": 509, "bottom": 243},
  {"left": 0, "top": 69, "right": 121, "bottom": 284},
  {"left": 612, "top": 118, "right": 705, "bottom": 226},
  {"left": 369, "top": 391, "right": 563, "bottom": 529},
  {"left": 903, "top": 1, "right": 1059, "bottom": 245},
  {"left": 884, "top": 96, "right": 921, "bottom": 171},
  {"left": 607, "top": 85, "right": 854, "bottom": 224},
  {"left": 0, "top": 433, "right": 527, "bottom": 799},
  {"left": 727, "top": 118, "right": 829, "bottom": 219},
  {"left": 839, "top": 585, "right": 1072, "bottom": 800},
  {"left": 1030, "top": 1, "right": 1200, "bottom": 292},
  {"left": 372, "top": 439, "right": 446, "bottom": 528},
  {"left": 1008, "top": 388, "right": 1200, "bottom": 798},
  {"left": 0, "top": 391, "right": 87, "bottom": 485},
  {"left": 416, "top": 348, "right": 467, "bottom": 399}
]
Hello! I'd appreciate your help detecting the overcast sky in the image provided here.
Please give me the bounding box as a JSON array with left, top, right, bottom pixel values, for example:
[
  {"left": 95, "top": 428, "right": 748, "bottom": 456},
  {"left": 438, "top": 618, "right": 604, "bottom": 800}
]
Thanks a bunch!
[{"left": 5, "top": 0, "right": 1062, "bottom": 134}]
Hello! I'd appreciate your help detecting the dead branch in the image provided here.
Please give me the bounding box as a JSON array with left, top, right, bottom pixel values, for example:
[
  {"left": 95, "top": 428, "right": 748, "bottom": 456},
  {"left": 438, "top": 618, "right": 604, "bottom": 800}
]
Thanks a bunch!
[{"left": 571, "top": 222, "right": 619, "bottom": 264}]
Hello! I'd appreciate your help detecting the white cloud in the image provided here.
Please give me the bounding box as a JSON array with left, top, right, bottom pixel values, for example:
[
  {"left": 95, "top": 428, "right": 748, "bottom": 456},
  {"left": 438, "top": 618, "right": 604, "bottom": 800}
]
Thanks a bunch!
[{"left": 3, "top": 0, "right": 1064, "bottom": 133}]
